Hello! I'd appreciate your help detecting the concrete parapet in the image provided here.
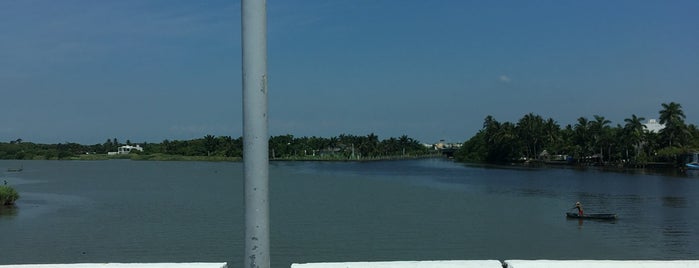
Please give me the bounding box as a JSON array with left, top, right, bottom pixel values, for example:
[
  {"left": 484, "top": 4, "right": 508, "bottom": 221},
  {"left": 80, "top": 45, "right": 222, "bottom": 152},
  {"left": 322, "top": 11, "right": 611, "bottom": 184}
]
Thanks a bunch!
[
  {"left": 0, "top": 263, "right": 227, "bottom": 268},
  {"left": 6, "top": 260, "right": 699, "bottom": 268},
  {"left": 291, "top": 260, "right": 502, "bottom": 268},
  {"left": 504, "top": 260, "right": 699, "bottom": 268}
]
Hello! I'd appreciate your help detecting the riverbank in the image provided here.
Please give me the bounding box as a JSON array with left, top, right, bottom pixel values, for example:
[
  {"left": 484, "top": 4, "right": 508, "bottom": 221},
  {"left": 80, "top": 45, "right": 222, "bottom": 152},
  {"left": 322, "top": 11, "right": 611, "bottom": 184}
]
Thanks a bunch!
[
  {"left": 60, "top": 153, "right": 441, "bottom": 162},
  {"left": 65, "top": 153, "right": 242, "bottom": 162},
  {"left": 476, "top": 158, "right": 686, "bottom": 173}
]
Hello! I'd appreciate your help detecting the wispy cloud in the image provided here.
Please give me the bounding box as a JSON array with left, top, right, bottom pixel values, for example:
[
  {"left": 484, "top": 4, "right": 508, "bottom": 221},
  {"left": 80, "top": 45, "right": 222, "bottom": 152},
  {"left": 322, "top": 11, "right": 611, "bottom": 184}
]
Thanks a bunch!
[{"left": 499, "top": 75, "right": 512, "bottom": 83}]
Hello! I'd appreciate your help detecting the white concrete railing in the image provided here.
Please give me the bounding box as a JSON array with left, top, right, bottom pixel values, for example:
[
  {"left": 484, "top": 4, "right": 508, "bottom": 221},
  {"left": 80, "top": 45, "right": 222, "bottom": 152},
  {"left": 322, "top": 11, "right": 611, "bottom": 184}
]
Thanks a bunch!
[
  {"left": 292, "top": 260, "right": 699, "bottom": 268},
  {"left": 291, "top": 260, "right": 501, "bottom": 268},
  {"left": 5, "top": 260, "right": 699, "bottom": 268},
  {"left": 0, "top": 263, "right": 227, "bottom": 268},
  {"left": 504, "top": 260, "right": 699, "bottom": 268}
]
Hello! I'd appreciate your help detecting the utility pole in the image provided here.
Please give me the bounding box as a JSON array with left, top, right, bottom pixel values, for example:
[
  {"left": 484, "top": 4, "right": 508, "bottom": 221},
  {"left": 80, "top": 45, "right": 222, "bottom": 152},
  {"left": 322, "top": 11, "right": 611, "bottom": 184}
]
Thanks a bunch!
[{"left": 241, "top": 0, "right": 269, "bottom": 267}]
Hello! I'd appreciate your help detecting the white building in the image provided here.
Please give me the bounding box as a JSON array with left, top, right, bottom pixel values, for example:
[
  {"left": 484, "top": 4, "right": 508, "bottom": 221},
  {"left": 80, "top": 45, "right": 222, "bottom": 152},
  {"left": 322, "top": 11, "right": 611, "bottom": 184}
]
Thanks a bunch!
[
  {"left": 643, "top": 119, "right": 665, "bottom": 133},
  {"left": 108, "top": 145, "right": 144, "bottom": 155}
]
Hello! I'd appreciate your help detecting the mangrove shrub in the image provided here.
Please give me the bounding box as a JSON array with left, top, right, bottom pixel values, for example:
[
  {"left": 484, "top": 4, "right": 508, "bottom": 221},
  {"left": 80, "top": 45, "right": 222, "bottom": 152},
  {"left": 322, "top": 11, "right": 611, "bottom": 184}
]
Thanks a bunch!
[{"left": 0, "top": 185, "right": 19, "bottom": 206}]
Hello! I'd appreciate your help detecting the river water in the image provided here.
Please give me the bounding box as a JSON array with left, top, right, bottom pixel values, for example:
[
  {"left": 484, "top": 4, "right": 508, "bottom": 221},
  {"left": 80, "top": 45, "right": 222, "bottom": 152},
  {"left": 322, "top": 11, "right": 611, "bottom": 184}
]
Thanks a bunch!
[{"left": 1, "top": 159, "right": 698, "bottom": 267}]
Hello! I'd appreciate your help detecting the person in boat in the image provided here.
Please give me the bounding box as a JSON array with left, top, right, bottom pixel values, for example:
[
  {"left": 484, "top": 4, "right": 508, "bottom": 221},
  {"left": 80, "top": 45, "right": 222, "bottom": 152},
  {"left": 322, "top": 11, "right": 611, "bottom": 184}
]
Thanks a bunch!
[{"left": 573, "top": 201, "right": 584, "bottom": 216}]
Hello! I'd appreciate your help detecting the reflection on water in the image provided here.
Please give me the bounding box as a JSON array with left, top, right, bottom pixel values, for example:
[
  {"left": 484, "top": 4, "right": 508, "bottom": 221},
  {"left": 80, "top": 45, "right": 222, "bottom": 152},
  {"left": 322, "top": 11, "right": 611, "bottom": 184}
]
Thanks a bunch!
[
  {"left": 567, "top": 217, "right": 617, "bottom": 229},
  {"left": 662, "top": 196, "right": 688, "bottom": 208},
  {"left": 661, "top": 221, "right": 694, "bottom": 256},
  {"left": 0, "top": 205, "right": 17, "bottom": 218},
  {"left": 11, "top": 192, "right": 87, "bottom": 219},
  {"left": 517, "top": 188, "right": 559, "bottom": 198},
  {"left": 663, "top": 223, "right": 691, "bottom": 239}
]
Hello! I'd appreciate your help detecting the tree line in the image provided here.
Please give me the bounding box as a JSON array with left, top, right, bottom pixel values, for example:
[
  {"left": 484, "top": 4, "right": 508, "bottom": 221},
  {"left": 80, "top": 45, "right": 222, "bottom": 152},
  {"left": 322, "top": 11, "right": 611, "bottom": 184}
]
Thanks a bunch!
[
  {"left": 268, "top": 133, "right": 429, "bottom": 160},
  {"left": 0, "top": 133, "right": 430, "bottom": 160},
  {"left": 455, "top": 102, "right": 699, "bottom": 166}
]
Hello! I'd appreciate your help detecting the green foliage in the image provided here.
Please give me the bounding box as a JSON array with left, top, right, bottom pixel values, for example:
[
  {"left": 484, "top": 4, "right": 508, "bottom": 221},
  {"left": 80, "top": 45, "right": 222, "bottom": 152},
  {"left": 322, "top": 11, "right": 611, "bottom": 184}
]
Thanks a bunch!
[
  {"left": 659, "top": 102, "right": 688, "bottom": 147},
  {"left": 456, "top": 102, "right": 699, "bottom": 166},
  {"left": 0, "top": 133, "right": 428, "bottom": 161},
  {"left": 269, "top": 133, "right": 430, "bottom": 160},
  {"left": 454, "top": 131, "right": 487, "bottom": 162},
  {"left": 0, "top": 141, "right": 98, "bottom": 160},
  {"left": 0, "top": 185, "right": 19, "bottom": 206}
]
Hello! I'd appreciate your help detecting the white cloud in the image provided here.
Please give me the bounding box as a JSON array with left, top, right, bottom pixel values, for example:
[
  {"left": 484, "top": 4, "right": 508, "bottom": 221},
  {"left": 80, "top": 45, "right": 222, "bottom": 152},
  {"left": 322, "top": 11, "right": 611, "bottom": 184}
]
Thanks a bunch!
[{"left": 499, "top": 75, "right": 511, "bottom": 83}]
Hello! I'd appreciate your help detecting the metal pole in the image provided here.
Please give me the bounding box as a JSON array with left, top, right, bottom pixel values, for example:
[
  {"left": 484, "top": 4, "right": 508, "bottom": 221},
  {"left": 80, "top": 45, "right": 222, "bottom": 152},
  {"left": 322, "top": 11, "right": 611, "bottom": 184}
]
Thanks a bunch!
[{"left": 241, "top": 0, "right": 269, "bottom": 268}]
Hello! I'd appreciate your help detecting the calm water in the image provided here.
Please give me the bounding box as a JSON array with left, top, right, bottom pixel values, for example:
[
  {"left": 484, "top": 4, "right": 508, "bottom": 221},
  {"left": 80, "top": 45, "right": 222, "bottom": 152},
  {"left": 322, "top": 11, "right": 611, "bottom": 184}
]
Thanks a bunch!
[{"left": 1, "top": 159, "right": 698, "bottom": 267}]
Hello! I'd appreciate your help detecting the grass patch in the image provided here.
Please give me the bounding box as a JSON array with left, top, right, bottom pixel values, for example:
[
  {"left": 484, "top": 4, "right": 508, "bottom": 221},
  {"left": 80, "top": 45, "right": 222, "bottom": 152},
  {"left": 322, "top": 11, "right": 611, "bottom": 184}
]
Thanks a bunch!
[
  {"left": 0, "top": 185, "right": 19, "bottom": 206},
  {"left": 71, "top": 153, "right": 242, "bottom": 162},
  {"left": 129, "top": 153, "right": 242, "bottom": 162}
]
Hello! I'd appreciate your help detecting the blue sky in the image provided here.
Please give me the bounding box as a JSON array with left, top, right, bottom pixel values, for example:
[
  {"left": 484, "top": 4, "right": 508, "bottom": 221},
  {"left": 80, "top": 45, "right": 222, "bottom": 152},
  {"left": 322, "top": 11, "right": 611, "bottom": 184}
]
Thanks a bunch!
[{"left": 1, "top": 1, "right": 697, "bottom": 145}]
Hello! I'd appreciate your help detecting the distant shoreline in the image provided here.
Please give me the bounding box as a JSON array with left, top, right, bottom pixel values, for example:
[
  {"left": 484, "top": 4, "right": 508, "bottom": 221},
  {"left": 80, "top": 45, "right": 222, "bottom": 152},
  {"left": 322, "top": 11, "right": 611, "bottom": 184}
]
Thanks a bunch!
[{"left": 48, "top": 153, "right": 444, "bottom": 162}]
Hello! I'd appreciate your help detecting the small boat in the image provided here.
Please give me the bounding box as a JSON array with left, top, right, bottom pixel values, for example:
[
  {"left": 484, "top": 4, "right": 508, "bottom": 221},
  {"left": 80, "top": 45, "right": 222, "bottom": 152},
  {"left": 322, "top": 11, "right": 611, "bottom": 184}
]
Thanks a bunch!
[
  {"left": 685, "top": 152, "right": 699, "bottom": 170},
  {"left": 686, "top": 162, "right": 699, "bottom": 170},
  {"left": 566, "top": 212, "right": 617, "bottom": 220}
]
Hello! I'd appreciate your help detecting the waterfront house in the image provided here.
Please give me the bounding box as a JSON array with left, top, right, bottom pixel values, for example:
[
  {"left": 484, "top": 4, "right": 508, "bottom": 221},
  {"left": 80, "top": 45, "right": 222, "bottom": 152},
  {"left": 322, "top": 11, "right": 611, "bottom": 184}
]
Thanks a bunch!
[{"left": 107, "top": 145, "right": 144, "bottom": 155}]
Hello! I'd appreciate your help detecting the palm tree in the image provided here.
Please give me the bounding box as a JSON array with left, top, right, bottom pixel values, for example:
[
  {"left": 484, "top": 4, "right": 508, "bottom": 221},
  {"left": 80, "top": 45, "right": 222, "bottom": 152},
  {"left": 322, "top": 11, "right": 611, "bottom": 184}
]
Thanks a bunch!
[
  {"left": 483, "top": 115, "right": 498, "bottom": 131},
  {"left": 659, "top": 102, "right": 686, "bottom": 125},
  {"left": 490, "top": 122, "right": 519, "bottom": 162},
  {"left": 559, "top": 124, "right": 576, "bottom": 157},
  {"left": 645, "top": 131, "right": 662, "bottom": 159},
  {"left": 328, "top": 137, "right": 339, "bottom": 150},
  {"left": 358, "top": 133, "right": 380, "bottom": 157},
  {"left": 659, "top": 102, "right": 687, "bottom": 147},
  {"left": 398, "top": 135, "right": 412, "bottom": 155},
  {"left": 574, "top": 117, "right": 591, "bottom": 158},
  {"left": 203, "top": 134, "right": 217, "bottom": 156},
  {"left": 590, "top": 115, "right": 612, "bottom": 161},
  {"left": 383, "top": 137, "right": 399, "bottom": 155},
  {"left": 543, "top": 118, "right": 561, "bottom": 153},
  {"left": 516, "top": 113, "right": 544, "bottom": 159},
  {"left": 624, "top": 114, "right": 646, "bottom": 160},
  {"left": 482, "top": 116, "right": 501, "bottom": 146},
  {"left": 480, "top": 116, "right": 520, "bottom": 162}
]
